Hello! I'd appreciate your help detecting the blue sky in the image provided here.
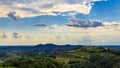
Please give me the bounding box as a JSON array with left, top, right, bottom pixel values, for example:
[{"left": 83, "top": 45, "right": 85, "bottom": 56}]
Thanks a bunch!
[
  {"left": 0, "top": 0, "right": 120, "bottom": 45},
  {"left": 89, "top": 0, "right": 120, "bottom": 22}
]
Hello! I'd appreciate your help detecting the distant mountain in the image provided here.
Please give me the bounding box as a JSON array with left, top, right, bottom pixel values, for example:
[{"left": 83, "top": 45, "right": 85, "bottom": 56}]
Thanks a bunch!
[
  {"left": 55, "top": 46, "right": 120, "bottom": 68},
  {"left": 0, "top": 44, "right": 83, "bottom": 52},
  {"left": 0, "top": 44, "right": 120, "bottom": 52},
  {"left": 35, "top": 43, "right": 83, "bottom": 50}
]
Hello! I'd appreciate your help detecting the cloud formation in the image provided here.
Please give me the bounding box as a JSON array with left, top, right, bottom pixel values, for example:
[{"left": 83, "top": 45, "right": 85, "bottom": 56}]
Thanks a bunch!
[
  {"left": 66, "top": 17, "right": 103, "bottom": 28},
  {"left": 49, "top": 24, "right": 59, "bottom": 29},
  {"left": 7, "top": 12, "right": 20, "bottom": 22},
  {"left": 0, "top": 33, "right": 7, "bottom": 39},
  {"left": 0, "top": 0, "right": 106, "bottom": 17},
  {"left": 34, "top": 23, "right": 47, "bottom": 27},
  {"left": 12, "top": 32, "right": 21, "bottom": 38}
]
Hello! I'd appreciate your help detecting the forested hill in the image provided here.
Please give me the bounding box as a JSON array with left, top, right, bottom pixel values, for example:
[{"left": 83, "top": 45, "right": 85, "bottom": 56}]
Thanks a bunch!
[
  {"left": 0, "top": 44, "right": 120, "bottom": 52},
  {"left": 0, "top": 44, "right": 83, "bottom": 52},
  {"left": 55, "top": 46, "right": 120, "bottom": 68},
  {"left": 0, "top": 45, "right": 120, "bottom": 68}
]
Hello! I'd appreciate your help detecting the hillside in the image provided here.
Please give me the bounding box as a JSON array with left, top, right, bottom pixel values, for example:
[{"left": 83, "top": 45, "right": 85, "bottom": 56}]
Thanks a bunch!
[
  {"left": 0, "top": 46, "right": 120, "bottom": 68},
  {"left": 56, "top": 46, "right": 120, "bottom": 68}
]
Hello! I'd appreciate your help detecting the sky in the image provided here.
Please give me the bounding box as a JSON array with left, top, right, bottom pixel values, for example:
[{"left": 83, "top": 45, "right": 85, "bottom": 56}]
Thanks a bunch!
[{"left": 0, "top": 0, "right": 120, "bottom": 45}]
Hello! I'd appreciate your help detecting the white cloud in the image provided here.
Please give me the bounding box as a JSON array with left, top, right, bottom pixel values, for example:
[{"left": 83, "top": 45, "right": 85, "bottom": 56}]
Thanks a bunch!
[
  {"left": 103, "top": 22, "right": 120, "bottom": 26},
  {"left": 0, "top": 0, "right": 106, "bottom": 17}
]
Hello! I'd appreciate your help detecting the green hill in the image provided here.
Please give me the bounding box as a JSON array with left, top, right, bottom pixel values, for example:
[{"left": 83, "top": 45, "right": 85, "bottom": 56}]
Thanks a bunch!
[
  {"left": 56, "top": 46, "right": 120, "bottom": 68},
  {"left": 0, "top": 46, "right": 120, "bottom": 68}
]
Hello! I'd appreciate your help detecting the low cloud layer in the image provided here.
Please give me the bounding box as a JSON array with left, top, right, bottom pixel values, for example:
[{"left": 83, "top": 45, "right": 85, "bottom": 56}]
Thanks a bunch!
[
  {"left": 66, "top": 17, "right": 103, "bottom": 28},
  {"left": 0, "top": 0, "right": 106, "bottom": 17},
  {"left": 0, "top": 22, "right": 120, "bottom": 45}
]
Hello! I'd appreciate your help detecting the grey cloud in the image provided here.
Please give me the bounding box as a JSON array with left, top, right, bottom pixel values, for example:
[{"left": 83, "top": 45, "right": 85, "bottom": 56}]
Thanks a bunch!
[
  {"left": 0, "top": 0, "right": 14, "bottom": 5},
  {"left": 66, "top": 17, "right": 103, "bottom": 28},
  {"left": 114, "top": 29, "right": 120, "bottom": 31},
  {"left": 15, "top": 0, "right": 35, "bottom": 4},
  {"left": 7, "top": 12, "right": 20, "bottom": 22},
  {"left": 67, "top": 0, "right": 82, "bottom": 4},
  {"left": 49, "top": 25, "right": 58, "bottom": 29},
  {"left": 49, "top": 26, "right": 55, "bottom": 29},
  {"left": 34, "top": 23, "right": 59, "bottom": 29},
  {"left": 56, "top": 36, "right": 61, "bottom": 39},
  {"left": 26, "top": 35, "right": 32, "bottom": 39},
  {"left": 52, "top": 11, "right": 77, "bottom": 16},
  {"left": 0, "top": 33, "right": 7, "bottom": 39},
  {"left": 34, "top": 23, "right": 47, "bottom": 27},
  {"left": 19, "top": 7, "right": 39, "bottom": 14},
  {"left": 41, "top": 4, "right": 54, "bottom": 8},
  {"left": 0, "top": 0, "right": 35, "bottom": 5},
  {"left": 12, "top": 32, "right": 21, "bottom": 38}
]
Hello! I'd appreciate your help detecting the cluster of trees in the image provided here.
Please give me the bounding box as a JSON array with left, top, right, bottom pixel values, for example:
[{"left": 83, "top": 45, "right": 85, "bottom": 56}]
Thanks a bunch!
[
  {"left": 67, "top": 55, "right": 120, "bottom": 68},
  {"left": 0, "top": 57, "right": 68, "bottom": 68}
]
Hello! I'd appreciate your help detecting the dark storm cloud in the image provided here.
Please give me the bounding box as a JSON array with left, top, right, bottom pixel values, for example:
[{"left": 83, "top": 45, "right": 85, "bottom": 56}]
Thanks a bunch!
[
  {"left": 7, "top": 12, "right": 20, "bottom": 22},
  {"left": 66, "top": 17, "right": 103, "bottom": 28},
  {"left": 12, "top": 32, "right": 21, "bottom": 38}
]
